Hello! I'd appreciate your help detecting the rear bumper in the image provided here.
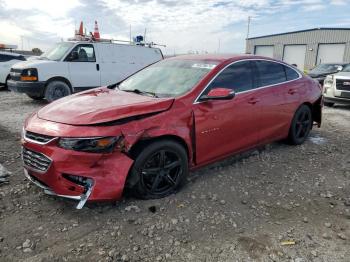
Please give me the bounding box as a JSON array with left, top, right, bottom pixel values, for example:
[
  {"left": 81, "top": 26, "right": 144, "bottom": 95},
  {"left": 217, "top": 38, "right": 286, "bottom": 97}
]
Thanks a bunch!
[
  {"left": 8, "top": 80, "right": 46, "bottom": 96},
  {"left": 324, "top": 96, "right": 350, "bottom": 104}
]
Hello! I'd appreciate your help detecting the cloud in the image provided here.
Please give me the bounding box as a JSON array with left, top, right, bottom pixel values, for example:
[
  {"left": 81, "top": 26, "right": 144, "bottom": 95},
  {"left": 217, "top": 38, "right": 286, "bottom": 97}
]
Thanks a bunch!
[{"left": 0, "top": 0, "right": 349, "bottom": 54}]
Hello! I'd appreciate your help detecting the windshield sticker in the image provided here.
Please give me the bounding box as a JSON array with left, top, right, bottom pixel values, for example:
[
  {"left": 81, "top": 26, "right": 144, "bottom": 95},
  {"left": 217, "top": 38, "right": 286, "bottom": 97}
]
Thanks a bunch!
[{"left": 192, "top": 63, "right": 217, "bottom": 70}]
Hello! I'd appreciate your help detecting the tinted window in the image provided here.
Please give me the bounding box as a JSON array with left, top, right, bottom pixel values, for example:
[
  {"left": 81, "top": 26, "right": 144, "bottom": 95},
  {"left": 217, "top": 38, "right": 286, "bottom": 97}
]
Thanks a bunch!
[
  {"left": 206, "top": 61, "right": 254, "bottom": 93},
  {"left": 285, "top": 66, "right": 299, "bottom": 80},
  {"left": 256, "top": 61, "right": 287, "bottom": 87}
]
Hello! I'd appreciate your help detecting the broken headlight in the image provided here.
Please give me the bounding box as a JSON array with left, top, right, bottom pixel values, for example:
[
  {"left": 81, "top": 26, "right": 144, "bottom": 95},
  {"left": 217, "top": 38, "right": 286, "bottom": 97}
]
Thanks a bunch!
[{"left": 58, "top": 137, "right": 119, "bottom": 153}]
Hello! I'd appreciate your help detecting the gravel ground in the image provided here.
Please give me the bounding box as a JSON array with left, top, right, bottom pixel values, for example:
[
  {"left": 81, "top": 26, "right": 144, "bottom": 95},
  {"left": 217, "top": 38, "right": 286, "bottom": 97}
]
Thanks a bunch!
[{"left": 0, "top": 91, "right": 349, "bottom": 262}]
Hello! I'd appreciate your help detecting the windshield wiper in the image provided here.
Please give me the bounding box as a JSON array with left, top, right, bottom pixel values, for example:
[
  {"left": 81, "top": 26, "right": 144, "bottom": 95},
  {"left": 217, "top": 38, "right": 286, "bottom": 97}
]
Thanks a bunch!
[{"left": 122, "top": 89, "right": 158, "bottom": 98}]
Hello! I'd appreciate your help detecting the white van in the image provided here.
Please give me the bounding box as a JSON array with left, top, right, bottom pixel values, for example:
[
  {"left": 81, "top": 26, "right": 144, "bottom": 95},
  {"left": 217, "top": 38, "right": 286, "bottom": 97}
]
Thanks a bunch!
[
  {"left": 0, "top": 51, "right": 26, "bottom": 90},
  {"left": 8, "top": 41, "right": 163, "bottom": 101}
]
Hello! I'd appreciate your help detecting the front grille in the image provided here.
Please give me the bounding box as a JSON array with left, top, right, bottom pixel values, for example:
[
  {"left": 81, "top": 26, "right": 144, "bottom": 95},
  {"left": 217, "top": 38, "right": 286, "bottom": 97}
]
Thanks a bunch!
[
  {"left": 25, "top": 131, "right": 55, "bottom": 144},
  {"left": 336, "top": 79, "right": 350, "bottom": 91},
  {"left": 22, "top": 147, "right": 52, "bottom": 173},
  {"left": 10, "top": 68, "right": 22, "bottom": 81}
]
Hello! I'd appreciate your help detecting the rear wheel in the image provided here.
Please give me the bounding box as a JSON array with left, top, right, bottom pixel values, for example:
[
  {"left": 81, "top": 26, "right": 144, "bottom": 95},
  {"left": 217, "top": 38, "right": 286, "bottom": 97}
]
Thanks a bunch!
[
  {"left": 0, "top": 75, "right": 10, "bottom": 91},
  {"left": 44, "top": 80, "right": 71, "bottom": 102},
  {"left": 287, "top": 105, "right": 312, "bottom": 145},
  {"left": 130, "top": 140, "right": 188, "bottom": 199},
  {"left": 324, "top": 102, "right": 334, "bottom": 107}
]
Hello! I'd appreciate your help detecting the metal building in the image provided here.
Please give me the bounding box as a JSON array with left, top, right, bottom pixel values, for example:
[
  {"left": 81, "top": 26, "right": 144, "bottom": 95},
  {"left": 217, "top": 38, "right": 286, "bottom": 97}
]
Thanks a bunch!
[{"left": 246, "top": 28, "right": 350, "bottom": 71}]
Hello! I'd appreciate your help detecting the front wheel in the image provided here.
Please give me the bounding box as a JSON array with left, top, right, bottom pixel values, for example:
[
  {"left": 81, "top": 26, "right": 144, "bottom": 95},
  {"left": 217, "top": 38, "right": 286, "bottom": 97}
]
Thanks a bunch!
[
  {"left": 287, "top": 105, "right": 312, "bottom": 145},
  {"left": 44, "top": 81, "right": 71, "bottom": 102},
  {"left": 129, "top": 140, "right": 188, "bottom": 199}
]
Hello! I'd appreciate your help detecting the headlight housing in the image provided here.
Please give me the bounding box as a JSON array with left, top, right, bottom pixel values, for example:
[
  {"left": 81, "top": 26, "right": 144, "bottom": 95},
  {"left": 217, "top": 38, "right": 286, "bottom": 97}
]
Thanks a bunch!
[
  {"left": 58, "top": 137, "right": 119, "bottom": 153},
  {"left": 21, "top": 68, "right": 38, "bottom": 81}
]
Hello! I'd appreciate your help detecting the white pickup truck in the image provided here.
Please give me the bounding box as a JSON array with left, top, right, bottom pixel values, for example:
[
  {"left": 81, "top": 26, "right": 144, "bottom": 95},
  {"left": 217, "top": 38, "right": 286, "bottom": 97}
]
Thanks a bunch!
[
  {"left": 323, "top": 64, "right": 350, "bottom": 106},
  {"left": 8, "top": 41, "right": 163, "bottom": 101}
]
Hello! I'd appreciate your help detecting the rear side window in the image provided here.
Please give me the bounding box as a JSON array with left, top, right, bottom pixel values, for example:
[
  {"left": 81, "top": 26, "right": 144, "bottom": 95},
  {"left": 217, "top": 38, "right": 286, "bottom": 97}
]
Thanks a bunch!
[
  {"left": 285, "top": 66, "right": 299, "bottom": 80},
  {"left": 255, "top": 61, "right": 287, "bottom": 87},
  {"left": 206, "top": 61, "right": 254, "bottom": 93}
]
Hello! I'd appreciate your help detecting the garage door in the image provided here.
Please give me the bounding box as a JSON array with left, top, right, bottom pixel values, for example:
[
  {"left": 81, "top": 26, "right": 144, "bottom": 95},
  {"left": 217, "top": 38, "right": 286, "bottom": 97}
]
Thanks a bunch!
[
  {"left": 283, "top": 45, "right": 306, "bottom": 71},
  {"left": 255, "top": 46, "right": 274, "bottom": 58},
  {"left": 317, "top": 44, "right": 345, "bottom": 64}
]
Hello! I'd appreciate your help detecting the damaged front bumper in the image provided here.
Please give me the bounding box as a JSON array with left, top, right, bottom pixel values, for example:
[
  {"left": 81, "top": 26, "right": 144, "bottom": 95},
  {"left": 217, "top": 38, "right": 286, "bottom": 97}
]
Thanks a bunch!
[{"left": 24, "top": 169, "right": 93, "bottom": 209}]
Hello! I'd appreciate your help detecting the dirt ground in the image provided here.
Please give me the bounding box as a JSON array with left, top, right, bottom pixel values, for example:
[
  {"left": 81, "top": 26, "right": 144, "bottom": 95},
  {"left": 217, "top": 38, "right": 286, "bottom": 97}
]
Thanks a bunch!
[{"left": 0, "top": 91, "right": 349, "bottom": 262}]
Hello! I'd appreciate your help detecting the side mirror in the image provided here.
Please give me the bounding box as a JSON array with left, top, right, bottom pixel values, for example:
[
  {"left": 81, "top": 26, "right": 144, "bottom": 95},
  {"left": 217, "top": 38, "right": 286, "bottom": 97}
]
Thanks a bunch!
[
  {"left": 337, "top": 66, "right": 343, "bottom": 72},
  {"left": 200, "top": 88, "right": 235, "bottom": 101},
  {"left": 66, "top": 51, "right": 79, "bottom": 61}
]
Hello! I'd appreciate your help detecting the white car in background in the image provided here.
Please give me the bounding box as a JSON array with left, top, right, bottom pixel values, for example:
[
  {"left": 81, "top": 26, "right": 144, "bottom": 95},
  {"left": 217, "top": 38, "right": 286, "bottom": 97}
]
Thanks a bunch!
[
  {"left": 0, "top": 51, "right": 26, "bottom": 90},
  {"left": 323, "top": 64, "right": 350, "bottom": 106}
]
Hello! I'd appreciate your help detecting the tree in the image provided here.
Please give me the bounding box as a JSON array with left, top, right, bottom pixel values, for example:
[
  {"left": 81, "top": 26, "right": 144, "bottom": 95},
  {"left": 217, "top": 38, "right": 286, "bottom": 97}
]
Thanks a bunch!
[{"left": 32, "top": 48, "right": 42, "bottom": 55}]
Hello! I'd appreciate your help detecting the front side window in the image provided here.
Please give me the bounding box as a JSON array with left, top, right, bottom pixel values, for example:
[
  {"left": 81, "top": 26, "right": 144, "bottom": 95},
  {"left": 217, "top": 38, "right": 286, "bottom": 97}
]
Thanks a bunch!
[
  {"left": 255, "top": 60, "right": 287, "bottom": 87},
  {"left": 205, "top": 61, "right": 254, "bottom": 94},
  {"left": 66, "top": 44, "right": 96, "bottom": 62}
]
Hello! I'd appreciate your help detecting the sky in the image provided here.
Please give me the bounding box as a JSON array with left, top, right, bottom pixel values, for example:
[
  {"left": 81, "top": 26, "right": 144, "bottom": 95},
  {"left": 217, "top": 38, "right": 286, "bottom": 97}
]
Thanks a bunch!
[{"left": 0, "top": 0, "right": 349, "bottom": 55}]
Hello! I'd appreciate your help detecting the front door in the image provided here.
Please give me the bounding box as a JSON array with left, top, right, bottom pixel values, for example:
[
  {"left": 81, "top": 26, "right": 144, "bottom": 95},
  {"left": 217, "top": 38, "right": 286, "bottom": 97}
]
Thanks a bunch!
[
  {"left": 66, "top": 44, "right": 101, "bottom": 91},
  {"left": 193, "top": 61, "right": 261, "bottom": 165}
]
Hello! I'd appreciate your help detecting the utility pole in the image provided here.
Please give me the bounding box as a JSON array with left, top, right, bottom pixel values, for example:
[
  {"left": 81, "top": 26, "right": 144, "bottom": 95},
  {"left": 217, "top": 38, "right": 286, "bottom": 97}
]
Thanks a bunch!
[
  {"left": 218, "top": 38, "right": 221, "bottom": 53},
  {"left": 20, "top": 35, "right": 24, "bottom": 50},
  {"left": 129, "top": 25, "right": 132, "bottom": 44},
  {"left": 144, "top": 28, "right": 147, "bottom": 43},
  {"left": 246, "top": 16, "right": 251, "bottom": 39}
]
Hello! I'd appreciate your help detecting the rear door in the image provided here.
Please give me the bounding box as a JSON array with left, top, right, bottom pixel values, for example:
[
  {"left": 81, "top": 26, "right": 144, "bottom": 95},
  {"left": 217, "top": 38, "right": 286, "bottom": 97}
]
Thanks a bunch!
[
  {"left": 254, "top": 60, "right": 301, "bottom": 143},
  {"left": 66, "top": 44, "right": 101, "bottom": 91},
  {"left": 193, "top": 61, "right": 260, "bottom": 165}
]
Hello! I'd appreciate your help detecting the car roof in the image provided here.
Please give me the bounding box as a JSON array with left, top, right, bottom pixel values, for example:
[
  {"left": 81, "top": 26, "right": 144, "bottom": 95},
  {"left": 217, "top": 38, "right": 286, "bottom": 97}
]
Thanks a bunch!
[
  {"left": 0, "top": 51, "right": 23, "bottom": 57},
  {"left": 168, "top": 54, "right": 278, "bottom": 63}
]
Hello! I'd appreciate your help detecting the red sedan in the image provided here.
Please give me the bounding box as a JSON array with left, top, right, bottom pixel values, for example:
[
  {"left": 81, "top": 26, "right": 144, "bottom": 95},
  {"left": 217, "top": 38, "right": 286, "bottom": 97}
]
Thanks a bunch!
[{"left": 22, "top": 55, "right": 322, "bottom": 209}]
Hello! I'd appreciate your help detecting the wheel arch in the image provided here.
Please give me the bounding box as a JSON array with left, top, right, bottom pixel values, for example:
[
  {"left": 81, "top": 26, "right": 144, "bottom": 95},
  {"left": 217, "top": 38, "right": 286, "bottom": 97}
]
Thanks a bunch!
[
  {"left": 45, "top": 76, "right": 73, "bottom": 92},
  {"left": 128, "top": 135, "right": 190, "bottom": 161}
]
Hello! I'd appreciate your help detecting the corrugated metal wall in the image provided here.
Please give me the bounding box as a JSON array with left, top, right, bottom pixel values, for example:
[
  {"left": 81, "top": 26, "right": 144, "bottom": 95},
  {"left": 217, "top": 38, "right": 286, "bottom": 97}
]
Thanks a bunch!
[{"left": 246, "top": 29, "right": 350, "bottom": 70}]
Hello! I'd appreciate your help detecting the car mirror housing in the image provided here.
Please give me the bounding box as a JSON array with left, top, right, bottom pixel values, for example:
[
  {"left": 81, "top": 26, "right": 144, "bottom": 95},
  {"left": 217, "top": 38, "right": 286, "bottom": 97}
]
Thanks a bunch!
[
  {"left": 337, "top": 66, "right": 343, "bottom": 72},
  {"left": 200, "top": 88, "right": 235, "bottom": 101},
  {"left": 66, "top": 51, "right": 79, "bottom": 61}
]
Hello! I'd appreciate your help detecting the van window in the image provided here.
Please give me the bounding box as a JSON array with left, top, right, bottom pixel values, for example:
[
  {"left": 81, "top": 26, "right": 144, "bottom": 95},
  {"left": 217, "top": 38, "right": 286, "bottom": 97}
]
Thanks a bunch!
[{"left": 66, "top": 44, "right": 96, "bottom": 62}]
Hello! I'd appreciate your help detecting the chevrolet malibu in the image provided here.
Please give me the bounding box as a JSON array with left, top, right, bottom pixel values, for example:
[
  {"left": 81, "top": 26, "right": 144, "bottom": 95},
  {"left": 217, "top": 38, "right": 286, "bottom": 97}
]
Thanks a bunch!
[{"left": 22, "top": 55, "right": 322, "bottom": 209}]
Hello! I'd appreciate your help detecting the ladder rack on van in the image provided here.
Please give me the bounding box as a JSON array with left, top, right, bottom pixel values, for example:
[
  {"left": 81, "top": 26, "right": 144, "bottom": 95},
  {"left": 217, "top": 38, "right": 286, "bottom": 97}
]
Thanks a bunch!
[{"left": 67, "top": 37, "right": 166, "bottom": 48}]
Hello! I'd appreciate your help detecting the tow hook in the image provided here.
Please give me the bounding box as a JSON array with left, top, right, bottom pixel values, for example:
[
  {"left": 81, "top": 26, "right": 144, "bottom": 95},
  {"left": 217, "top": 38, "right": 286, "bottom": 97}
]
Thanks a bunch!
[{"left": 76, "top": 179, "right": 94, "bottom": 210}]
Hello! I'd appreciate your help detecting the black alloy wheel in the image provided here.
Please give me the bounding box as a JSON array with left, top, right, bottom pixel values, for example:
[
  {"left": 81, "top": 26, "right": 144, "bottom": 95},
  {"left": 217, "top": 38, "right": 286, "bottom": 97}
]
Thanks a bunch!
[
  {"left": 130, "top": 140, "right": 188, "bottom": 199},
  {"left": 288, "top": 105, "right": 312, "bottom": 145}
]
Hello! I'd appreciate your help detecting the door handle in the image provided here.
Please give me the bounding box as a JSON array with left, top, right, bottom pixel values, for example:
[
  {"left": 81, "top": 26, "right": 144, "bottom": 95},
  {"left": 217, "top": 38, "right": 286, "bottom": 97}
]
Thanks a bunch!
[
  {"left": 288, "top": 89, "right": 297, "bottom": 95},
  {"left": 96, "top": 64, "right": 100, "bottom": 71},
  {"left": 248, "top": 98, "right": 259, "bottom": 104}
]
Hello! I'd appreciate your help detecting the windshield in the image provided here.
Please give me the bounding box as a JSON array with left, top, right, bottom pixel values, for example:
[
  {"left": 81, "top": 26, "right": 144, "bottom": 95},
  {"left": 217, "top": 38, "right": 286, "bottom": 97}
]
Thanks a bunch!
[
  {"left": 310, "top": 64, "right": 342, "bottom": 74},
  {"left": 119, "top": 59, "right": 218, "bottom": 97},
  {"left": 41, "top": 42, "right": 74, "bottom": 61},
  {"left": 342, "top": 64, "right": 350, "bottom": 72}
]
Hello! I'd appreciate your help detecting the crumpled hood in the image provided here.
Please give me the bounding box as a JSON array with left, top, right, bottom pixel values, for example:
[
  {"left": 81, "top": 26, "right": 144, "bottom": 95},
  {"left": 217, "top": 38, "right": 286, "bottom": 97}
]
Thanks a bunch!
[{"left": 37, "top": 87, "right": 174, "bottom": 125}]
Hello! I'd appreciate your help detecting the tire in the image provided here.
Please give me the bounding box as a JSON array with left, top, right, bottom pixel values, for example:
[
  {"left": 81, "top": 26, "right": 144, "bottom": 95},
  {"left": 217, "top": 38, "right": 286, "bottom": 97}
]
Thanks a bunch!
[
  {"left": 287, "top": 105, "right": 312, "bottom": 145},
  {"left": 129, "top": 140, "right": 188, "bottom": 199},
  {"left": 324, "top": 102, "right": 334, "bottom": 107},
  {"left": 27, "top": 94, "right": 44, "bottom": 100},
  {"left": 44, "top": 80, "right": 71, "bottom": 102}
]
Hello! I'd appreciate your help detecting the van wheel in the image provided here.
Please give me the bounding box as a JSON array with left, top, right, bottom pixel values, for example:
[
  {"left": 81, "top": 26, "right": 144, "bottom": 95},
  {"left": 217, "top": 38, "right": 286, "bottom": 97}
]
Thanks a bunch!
[
  {"left": 1, "top": 75, "right": 10, "bottom": 91},
  {"left": 45, "top": 81, "right": 71, "bottom": 102},
  {"left": 287, "top": 105, "right": 312, "bottom": 145},
  {"left": 27, "top": 94, "right": 44, "bottom": 100},
  {"left": 129, "top": 140, "right": 188, "bottom": 199}
]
